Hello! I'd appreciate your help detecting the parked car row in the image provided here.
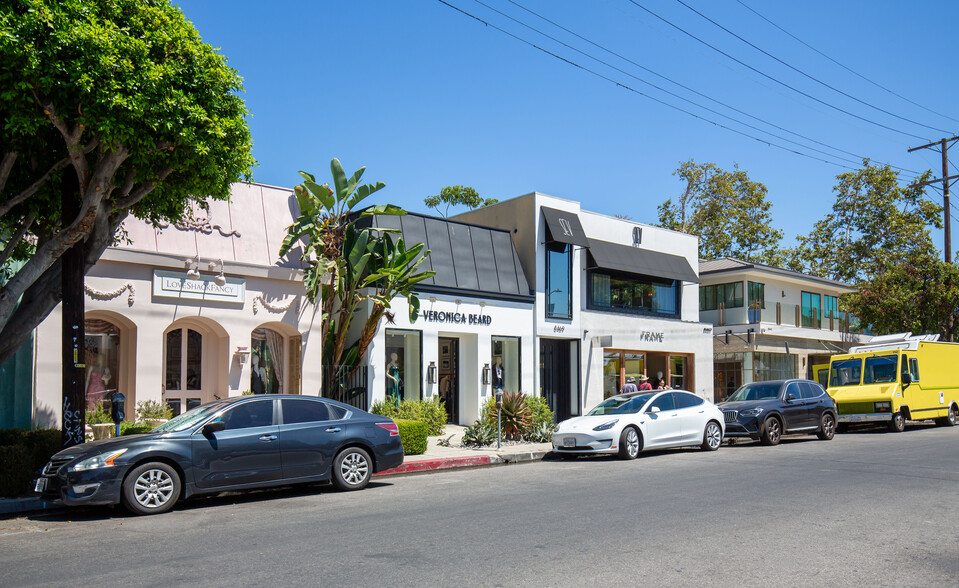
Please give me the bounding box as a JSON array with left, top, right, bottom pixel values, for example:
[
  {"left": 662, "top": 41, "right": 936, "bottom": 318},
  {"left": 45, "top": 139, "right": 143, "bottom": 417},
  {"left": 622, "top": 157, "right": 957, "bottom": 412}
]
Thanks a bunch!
[{"left": 551, "top": 379, "right": 838, "bottom": 459}]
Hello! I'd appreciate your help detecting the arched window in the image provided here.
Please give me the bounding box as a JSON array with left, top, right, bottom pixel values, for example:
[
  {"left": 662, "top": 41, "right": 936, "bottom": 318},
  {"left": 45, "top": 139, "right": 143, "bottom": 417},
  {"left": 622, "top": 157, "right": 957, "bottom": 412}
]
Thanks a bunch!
[
  {"left": 164, "top": 327, "right": 203, "bottom": 414},
  {"left": 84, "top": 319, "right": 120, "bottom": 410},
  {"left": 251, "top": 327, "right": 282, "bottom": 394}
]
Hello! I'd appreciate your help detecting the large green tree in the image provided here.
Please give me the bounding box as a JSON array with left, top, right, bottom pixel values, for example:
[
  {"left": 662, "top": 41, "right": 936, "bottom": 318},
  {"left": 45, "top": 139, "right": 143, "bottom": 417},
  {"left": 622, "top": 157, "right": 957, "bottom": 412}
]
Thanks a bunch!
[
  {"left": 843, "top": 252, "right": 959, "bottom": 340},
  {"left": 424, "top": 185, "right": 497, "bottom": 218},
  {"left": 280, "top": 159, "right": 435, "bottom": 384},
  {"left": 0, "top": 0, "right": 254, "bottom": 364},
  {"left": 786, "top": 161, "right": 938, "bottom": 283},
  {"left": 657, "top": 160, "right": 783, "bottom": 263}
]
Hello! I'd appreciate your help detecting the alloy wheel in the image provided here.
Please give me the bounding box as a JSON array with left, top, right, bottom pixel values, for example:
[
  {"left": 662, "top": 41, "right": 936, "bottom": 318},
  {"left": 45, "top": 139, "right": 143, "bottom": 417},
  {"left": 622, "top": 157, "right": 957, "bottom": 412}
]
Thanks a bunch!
[
  {"left": 625, "top": 428, "right": 640, "bottom": 458},
  {"left": 133, "top": 468, "right": 175, "bottom": 509},
  {"left": 339, "top": 451, "right": 370, "bottom": 486},
  {"left": 705, "top": 422, "right": 722, "bottom": 450}
]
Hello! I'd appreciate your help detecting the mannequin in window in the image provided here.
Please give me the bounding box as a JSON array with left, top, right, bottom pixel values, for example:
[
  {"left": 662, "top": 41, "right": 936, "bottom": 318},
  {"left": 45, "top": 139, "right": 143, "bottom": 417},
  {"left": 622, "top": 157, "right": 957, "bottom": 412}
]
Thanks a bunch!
[
  {"left": 85, "top": 355, "right": 112, "bottom": 409},
  {"left": 492, "top": 356, "right": 505, "bottom": 391},
  {"left": 386, "top": 352, "right": 402, "bottom": 407},
  {"left": 251, "top": 353, "right": 267, "bottom": 394}
]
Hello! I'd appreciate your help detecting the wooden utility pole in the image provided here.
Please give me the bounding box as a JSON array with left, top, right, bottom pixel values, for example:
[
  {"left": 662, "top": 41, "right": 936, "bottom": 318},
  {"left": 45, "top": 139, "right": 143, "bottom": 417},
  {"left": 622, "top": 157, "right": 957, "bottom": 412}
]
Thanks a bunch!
[
  {"left": 908, "top": 135, "right": 959, "bottom": 263},
  {"left": 61, "top": 171, "right": 85, "bottom": 448}
]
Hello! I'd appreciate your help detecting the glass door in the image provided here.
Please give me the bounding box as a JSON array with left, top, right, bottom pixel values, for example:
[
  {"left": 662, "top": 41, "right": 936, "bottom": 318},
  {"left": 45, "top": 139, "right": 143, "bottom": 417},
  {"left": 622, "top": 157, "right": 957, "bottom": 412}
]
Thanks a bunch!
[
  {"left": 163, "top": 327, "right": 204, "bottom": 416},
  {"left": 438, "top": 337, "right": 459, "bottom": 423}
]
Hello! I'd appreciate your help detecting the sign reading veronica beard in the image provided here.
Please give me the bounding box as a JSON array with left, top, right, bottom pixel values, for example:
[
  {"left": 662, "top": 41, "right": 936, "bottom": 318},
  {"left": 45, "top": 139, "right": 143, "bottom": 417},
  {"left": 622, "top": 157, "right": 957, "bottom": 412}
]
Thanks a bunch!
[{"left": 153, "top": 269, "right": 245, "bottom": 304}]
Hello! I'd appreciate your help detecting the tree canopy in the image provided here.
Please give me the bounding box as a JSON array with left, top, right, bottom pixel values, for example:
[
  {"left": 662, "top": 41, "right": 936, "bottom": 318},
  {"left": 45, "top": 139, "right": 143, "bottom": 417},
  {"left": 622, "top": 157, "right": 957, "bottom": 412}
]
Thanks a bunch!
[
  {"left": 786, "top": 161, "right": 938, "bottom": 283},
  {"left": 657, "top": 160, "right": 783, "bottom": 263},
  {"left": 0, "top": 0, "right": 254, "bottom": 364},
  {"left": 424, "top": 186, "right": 497, "bottom": 218}
]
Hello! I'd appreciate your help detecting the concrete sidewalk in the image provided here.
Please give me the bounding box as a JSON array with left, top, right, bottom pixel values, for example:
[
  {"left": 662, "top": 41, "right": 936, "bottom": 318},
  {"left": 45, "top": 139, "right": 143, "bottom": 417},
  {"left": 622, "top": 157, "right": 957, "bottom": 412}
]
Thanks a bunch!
[{"left": 0, "top": 425, "right": 552, "bottom": 516}]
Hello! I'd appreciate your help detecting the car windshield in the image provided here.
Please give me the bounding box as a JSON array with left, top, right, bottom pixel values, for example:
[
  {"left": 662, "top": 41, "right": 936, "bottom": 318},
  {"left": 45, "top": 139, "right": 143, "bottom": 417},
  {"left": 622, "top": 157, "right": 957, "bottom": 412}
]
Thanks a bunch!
[
  {"left": 152, "top": 402, "right": 227, "bottom": 433},
  {"left": 727, "top": 382, "right": 782, "bottom": 402},
  {"left": 587, "top": 393, "right": 655, "bottom": 415},
  {"left": 863, "top": 355, "right": 898, "bottom": 384},
  {"left": 829, "top": 359, "right": 862, "bottom": 387}
]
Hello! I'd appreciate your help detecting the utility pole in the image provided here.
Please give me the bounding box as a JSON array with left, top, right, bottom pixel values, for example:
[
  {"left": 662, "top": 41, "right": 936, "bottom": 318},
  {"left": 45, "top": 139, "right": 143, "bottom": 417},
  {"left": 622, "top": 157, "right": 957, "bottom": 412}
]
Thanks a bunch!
[
  {"left": 61, "top": 171, "right": 86, "bottom": 448},
  {"left": 908, "top": 135, "right": 959, "bottom": 263}
]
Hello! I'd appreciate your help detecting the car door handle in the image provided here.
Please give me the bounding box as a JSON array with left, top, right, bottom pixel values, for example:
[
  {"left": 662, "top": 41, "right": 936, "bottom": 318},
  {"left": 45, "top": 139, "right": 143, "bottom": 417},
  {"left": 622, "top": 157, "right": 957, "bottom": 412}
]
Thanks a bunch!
[
  {"left": 259, "top": 434, "right": 277, "bottom": 442},
  {"left": 326, "top": 427, "right": 341, "bottom": 433}
]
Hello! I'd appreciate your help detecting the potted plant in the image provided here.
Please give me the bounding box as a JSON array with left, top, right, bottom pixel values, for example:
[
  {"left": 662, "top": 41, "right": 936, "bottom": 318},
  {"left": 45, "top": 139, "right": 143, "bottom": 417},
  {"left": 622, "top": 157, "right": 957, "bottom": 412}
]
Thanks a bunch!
[{"left": 85, "top": 401, "right": 115, "bottom": 440}]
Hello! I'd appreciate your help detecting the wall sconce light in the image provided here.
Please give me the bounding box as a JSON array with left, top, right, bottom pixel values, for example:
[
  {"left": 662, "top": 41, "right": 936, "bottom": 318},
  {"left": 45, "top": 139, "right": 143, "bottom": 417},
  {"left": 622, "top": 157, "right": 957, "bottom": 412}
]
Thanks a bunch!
[
  {"left": 454, "top": 299, "right": 463, "bottom": 305},
  {"left": 427, "top": 361, "right": 437, "bottom": 384},
  {"left": 209, "top": 258, "right": 226, "bottom": 286},
  {"left": 185, "top": 255, "right": 200, "bottom": 280},
  {"left": 234, "top": 346, "right": 250, "bottom": 363},
  {"left": 482, "top": 363, "right": 491, "bottom": 385},
  {"left": 782, "top": 290, "right": 786, "bottom": 297},
  {"left": 429, "top": 297, "right": 437, "bottom": 303}
]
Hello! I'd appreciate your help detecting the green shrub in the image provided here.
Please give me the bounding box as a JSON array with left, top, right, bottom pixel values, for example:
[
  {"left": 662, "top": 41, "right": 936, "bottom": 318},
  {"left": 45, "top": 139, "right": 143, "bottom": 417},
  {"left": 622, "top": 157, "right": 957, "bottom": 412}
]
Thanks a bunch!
[
  {"left": 525, "top": 420, "right": 556, "bottom": 443},
  {"left": 120, "top": 422, "right": 154, "bottom": 436},
  {"left": 136, "top": 400, "right": 172, "bottom": 421},
  {"left": 462, "top": 419, "right": 496, "bottom": 446},
  {"left": 482, "top": 393, "right": 556, "bottom": 441},
  {"left": 394, "top": 419, "right": 428, "bottom": 455},
  {"left": 525, "top": 396, "right": 554, "bottom": 427},
  {"left": 483, "top": 390, "right": 532, "bottom": 440},
  {"left": 0, "top": 445, "right": 33, "bottom": 498},
  {"left": 371, "top": 397, "right": 446, "bottom": 436},
  {"left": 85, "top": 401, "right": 113, "bottom": 425},
  {"left": 22, "top": 429, "right": 61, "bottom": 471}
]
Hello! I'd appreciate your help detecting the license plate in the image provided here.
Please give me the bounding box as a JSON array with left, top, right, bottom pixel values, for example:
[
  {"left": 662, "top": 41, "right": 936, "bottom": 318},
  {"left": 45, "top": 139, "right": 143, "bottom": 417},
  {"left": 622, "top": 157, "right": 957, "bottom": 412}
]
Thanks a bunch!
[
  {"left": 34, "top": 478, "right": 47, "bottom": 493},
  {"left": 563, "top": 437, "right": 576, "bottom": 447},
  {"left": 847, "top": 416, "right": 864, "bottom": 422}
]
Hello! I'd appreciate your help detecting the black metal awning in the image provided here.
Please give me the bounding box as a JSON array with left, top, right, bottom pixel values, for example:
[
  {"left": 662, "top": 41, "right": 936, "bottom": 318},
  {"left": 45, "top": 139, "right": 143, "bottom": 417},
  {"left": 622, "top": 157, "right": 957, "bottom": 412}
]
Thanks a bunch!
[
  {"left": 541, "top": 207, "right": 589, "bottom": 247},
  {"left": 586, "top": 238, "right": 700, "bottom": 283}
]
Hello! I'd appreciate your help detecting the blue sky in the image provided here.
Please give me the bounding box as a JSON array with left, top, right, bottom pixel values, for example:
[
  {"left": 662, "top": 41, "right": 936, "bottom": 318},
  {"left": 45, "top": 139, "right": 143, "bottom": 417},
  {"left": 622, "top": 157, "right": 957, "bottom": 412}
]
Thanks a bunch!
[{"left": 177, "top": 0, "right": 959, "bottom": 250}]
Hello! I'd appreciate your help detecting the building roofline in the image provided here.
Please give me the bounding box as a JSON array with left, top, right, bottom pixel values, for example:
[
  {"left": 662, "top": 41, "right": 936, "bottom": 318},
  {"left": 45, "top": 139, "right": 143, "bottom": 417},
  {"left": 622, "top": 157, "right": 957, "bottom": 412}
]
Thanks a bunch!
[{"left": 699, "top": 257, "right": 854, "bottom": 289}]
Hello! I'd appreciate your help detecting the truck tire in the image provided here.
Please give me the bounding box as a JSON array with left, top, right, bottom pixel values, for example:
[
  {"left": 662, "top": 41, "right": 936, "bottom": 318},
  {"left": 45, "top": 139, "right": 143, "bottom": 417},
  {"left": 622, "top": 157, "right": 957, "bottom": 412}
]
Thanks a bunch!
[
  {"left": 935, "top": 404, "right": 956, "bottom": 427},
  {"left": 888, "top": 411, "right": 905, "bottom": 433}
]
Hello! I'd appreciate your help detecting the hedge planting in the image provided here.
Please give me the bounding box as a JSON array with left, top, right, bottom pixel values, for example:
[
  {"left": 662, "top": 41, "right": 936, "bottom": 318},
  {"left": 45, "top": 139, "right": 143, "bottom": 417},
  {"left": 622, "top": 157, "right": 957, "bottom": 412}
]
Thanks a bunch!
[
  {"left": 371, "top": 397, "right": 446, "bottom": 436},
  {"left": 0, "top": 428, "right": 61, "bottom": 498},
  {"left": 394, "top": 419, "right": 428, "bottom": 455}
]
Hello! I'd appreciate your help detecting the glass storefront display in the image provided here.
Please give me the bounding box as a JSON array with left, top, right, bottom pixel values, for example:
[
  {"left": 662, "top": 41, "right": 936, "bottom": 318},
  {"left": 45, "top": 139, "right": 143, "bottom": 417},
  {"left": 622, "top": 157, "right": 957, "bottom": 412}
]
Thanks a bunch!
[
  {"left": 251, "top": 327, "right": 284, "bottom": 394},
  {"left": 491, "top": 336, "right": 520, "bottom": 392},
  {"left": 604, "top": 352, "right": 621, "bottom": 398},
  {"left": 385, "top": 329, "right": 422, "bottom": 404},
  {"left": 84, "top": 319, "right": 120, "bottom": 411},
  {"left": 669, "top": 355, "right": 686, "bottom": 390}
]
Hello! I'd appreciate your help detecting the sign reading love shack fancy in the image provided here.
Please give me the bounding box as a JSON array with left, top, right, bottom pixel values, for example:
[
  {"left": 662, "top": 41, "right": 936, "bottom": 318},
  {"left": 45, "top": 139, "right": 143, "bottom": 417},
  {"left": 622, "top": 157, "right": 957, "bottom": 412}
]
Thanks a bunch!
[{"left": 152, "top": 269, "right": 245, "bottom": 304}]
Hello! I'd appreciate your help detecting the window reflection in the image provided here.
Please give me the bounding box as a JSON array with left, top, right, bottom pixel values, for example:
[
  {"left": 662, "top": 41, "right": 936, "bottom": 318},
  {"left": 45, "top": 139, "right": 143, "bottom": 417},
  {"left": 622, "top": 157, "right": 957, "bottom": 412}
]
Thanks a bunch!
[{"left": 546, "top": 241, "right": 572, "bottom": 319}]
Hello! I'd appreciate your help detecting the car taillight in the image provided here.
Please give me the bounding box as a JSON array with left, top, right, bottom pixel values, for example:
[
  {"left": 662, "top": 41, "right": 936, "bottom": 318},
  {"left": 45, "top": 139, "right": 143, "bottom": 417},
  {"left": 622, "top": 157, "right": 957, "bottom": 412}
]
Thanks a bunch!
[{"left": 376, "top": 422, "right": 399, "bottom": 436}]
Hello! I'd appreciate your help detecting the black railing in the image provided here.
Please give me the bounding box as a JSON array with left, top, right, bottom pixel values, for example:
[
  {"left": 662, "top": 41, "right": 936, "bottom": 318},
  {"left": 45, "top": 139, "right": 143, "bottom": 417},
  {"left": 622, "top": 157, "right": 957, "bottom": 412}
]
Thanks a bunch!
[{"left": 321, "top": 365, "right": 369, "bottom": 411}]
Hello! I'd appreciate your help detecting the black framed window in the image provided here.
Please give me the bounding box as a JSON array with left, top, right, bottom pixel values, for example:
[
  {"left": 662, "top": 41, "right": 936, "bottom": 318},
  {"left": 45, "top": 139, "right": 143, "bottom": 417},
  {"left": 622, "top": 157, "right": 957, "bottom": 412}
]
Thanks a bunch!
[
  {"left": 588, "top": 269, "right": 679, "bottom": 317},
  {"left": 700, "top": 282, "right": 743, "bottom": 311},
  {"left": 546, "top": 241, "right": 572, "bottom": 319}
]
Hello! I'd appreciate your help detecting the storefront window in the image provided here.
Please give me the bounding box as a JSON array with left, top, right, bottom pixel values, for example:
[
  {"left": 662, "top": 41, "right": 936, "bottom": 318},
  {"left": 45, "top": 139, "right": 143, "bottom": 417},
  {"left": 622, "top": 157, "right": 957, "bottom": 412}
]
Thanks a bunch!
[
  {"left": 670, "top": 356, "right": 686, "bottom": 390},
  {"left": 385, "top": 329, "right": 422, "bottom": 404},
  {"left": 603, "top": 352, "right": 621, "bottom": 398},
  {"left": 251, "top": 327, "right": 284, "bottom": 394},
  {"left": 84, "top": 319, "right": 120, "bottom": 411},
  {"left": 589, "top": 270, "right": 678, "bottom": 317},
  {"left": 546, "top": 241, "right": 572, "bottom": 319},
  {"left": 624, "top": 353, "right": 645, "bottom": 384},
  {"left": 754, "top": 352, "right": 796, "bottom": 380},
  {"left": 164, "top": 327, "right": 203, "bottom": 416},
  {"left": 165, "top": 330, "right": 183, "bottom": 391},
  {"left": 491, "top": 336, "right": 520, "bottom": 392}
]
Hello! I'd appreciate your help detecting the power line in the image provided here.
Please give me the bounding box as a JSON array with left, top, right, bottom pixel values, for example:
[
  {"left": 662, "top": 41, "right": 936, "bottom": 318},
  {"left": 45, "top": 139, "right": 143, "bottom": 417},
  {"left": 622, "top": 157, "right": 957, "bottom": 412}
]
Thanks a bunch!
[
  {"left": 625, "top": 0, "right": 932, "bottom": 141},
  {"left": 735, "top": 0, "right": 959, "bottom": 127},
  {"left": 674, "top": 0, "right": 953, "bottom": 136},
  {"left": 436, "top": 0, "right": 860, "bottom": 171},
  {"left": 502, "top": 0, "right": 922, "bottom": 177}
]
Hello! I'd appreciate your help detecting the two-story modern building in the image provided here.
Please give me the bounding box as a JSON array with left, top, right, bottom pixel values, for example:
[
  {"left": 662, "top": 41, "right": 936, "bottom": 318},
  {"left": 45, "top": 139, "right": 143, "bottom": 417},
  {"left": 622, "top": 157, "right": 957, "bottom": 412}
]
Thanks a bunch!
[{"left": 699, "top": 257, "right": 870, "bottom": 401}]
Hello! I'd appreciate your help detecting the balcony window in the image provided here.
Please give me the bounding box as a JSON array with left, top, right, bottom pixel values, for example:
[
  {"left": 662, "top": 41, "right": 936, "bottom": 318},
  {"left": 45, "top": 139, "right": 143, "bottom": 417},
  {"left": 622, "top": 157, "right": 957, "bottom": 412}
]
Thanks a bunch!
[
  {"left": 747, "top": 282, "right": 764, "bottom": 323},
  {"left": 824, "top": 295, "right": 838, "bottom": 322},
  {"left": 699, "top": 282, "right": 743, "bottom": 311},
  {"left": 801, "top": 291, "right": 821, "bottom": 328},
  {"left": 589, "top": 270, "right": 679, "bottom": 317}
]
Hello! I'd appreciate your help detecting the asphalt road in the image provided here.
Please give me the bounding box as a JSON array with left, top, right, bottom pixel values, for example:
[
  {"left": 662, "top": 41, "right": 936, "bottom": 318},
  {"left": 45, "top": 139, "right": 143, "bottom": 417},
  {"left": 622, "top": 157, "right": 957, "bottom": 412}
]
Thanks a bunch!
[{"left": 3, "top": 423, "right": 959, "bottom": 587}]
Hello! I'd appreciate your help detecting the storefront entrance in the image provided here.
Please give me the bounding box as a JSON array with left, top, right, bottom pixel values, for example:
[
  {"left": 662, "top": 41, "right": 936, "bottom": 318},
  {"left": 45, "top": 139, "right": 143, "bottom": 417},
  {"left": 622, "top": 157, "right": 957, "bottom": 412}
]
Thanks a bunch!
[
  {"left": 438, "top": 337, "right": 459, "bottom": 423},
  {"left": 540, "top": 338, "right": 580, "bottom": 422}
]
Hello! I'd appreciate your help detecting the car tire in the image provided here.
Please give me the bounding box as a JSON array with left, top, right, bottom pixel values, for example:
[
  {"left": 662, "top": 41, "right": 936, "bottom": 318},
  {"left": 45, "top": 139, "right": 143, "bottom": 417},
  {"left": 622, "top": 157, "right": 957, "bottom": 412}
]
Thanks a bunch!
[
  {"left": 332, "top": 447, "right": 372, "bottom": 491},
  {"left": 888, "top": 412, "right": 905, "bottom": 433},
  {"left": 817, "top": 413, "right": 836, "bottom": 440},
  {"left": 701, "top": 421, "right": 722, "bottom": 451},
  {"left": 935, "top": 404, "right": 957, "bottom": 427},
  {"left": 122, "top": 462, "right": 181, "bottom": 516},
  {"left": 760, "top": 416, "right": 782, "bottom": 446},
  {"left": 618, "top": 427, "right": 642, "bottom": 460}
]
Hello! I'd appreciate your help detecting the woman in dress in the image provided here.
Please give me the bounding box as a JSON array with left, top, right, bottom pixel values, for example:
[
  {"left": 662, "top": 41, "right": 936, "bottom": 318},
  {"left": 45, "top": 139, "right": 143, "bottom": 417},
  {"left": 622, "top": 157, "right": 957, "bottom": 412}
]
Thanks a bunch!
[{"left": 386, "top": 352, "right": 402, "bottom": 407}]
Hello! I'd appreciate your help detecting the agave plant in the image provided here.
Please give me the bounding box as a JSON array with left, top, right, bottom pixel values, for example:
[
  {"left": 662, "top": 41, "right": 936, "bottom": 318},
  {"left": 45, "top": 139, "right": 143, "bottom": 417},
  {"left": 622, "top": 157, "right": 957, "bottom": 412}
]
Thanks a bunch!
[{"left": 485, "top": 390, "right": 533, "bottom": 440}]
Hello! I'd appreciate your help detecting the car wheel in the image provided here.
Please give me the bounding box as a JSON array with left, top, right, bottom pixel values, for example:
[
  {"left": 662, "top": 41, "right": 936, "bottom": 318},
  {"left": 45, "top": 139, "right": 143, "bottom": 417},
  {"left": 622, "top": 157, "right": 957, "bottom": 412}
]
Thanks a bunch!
[
  {"left": 935, "top": 404, "right": 957, "bottom": 427},
  {"left": 760, "top": 416, "right": 782, "bottom": 446},
  {"left": 618, "top": 427, "right": 642, "bottom": 460},
  {"left": 122, "top": 462, "right": 181, "bottom": 516},
  {"left": 332, "top": 447, "right": 372, "bottom": 491},
  {"left": 817, "top": 413, "right": 836, "bottom": 440},
  {"left": 701, "top": 421, "right": 722, "bottom": 451},
  {"left": 888, "top": 412, "right": 905, "bottom": 433}
]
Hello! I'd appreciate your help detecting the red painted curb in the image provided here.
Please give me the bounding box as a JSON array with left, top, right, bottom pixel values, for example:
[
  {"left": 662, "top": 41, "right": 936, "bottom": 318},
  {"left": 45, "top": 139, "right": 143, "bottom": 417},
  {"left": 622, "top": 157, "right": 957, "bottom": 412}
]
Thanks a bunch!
[{"left": 375, "top": 455, "right": 493, "bottom": 476}]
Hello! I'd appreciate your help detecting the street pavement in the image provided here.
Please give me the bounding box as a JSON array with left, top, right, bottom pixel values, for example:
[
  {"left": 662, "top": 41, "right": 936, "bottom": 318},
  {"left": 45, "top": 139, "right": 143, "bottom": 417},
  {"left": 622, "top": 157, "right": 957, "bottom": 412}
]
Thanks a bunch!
[{"left": 2, "top": 422, "right": 958, "bottom": 587}]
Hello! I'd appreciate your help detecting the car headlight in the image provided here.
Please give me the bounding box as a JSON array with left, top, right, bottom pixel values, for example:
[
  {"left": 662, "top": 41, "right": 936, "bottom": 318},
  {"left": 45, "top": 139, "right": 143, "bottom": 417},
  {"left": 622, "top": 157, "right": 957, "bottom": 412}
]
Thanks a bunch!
[
  {"left": 740, "top": 408, "right": 763, "bottom": 417},
  {"left": 69, "top": 449, "right": 128, "bottom": 472},
  {"left": 593, "top": 419, "right": 619, "bottom": 432}
]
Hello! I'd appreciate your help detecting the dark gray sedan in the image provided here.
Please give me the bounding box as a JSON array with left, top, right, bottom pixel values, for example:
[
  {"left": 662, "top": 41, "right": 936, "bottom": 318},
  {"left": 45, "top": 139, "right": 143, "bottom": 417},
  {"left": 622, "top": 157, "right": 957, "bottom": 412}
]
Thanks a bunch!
[{"left": 34, "top": 395, "right": 404, "bottom": 515}]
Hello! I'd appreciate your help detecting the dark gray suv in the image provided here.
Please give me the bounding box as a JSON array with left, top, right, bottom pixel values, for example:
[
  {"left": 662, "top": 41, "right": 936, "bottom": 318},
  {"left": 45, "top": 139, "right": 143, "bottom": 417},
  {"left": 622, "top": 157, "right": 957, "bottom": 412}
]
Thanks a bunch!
[
  {"left": 34, "top": 395, "right": 404, "bottom": 515},
  {"left": 718, "top": 379, "right": 837, "bottom": 445}
]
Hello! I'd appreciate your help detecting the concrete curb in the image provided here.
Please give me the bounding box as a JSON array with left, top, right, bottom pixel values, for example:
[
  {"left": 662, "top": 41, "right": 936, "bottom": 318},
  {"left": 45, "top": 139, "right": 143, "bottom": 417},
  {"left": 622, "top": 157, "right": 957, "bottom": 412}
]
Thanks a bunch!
[{"left": 0, "top": 496, "right": 63, "bottom": 517}]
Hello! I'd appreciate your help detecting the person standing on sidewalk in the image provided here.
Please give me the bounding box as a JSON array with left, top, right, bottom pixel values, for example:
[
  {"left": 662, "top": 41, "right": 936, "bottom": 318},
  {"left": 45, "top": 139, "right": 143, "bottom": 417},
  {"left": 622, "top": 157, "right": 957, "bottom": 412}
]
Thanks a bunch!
[
  {"left": 620, "top": 376, "right": 638, "bottom": 394},
  {"left": 638, "top": 374, "right": 653, "bottom": 391}
]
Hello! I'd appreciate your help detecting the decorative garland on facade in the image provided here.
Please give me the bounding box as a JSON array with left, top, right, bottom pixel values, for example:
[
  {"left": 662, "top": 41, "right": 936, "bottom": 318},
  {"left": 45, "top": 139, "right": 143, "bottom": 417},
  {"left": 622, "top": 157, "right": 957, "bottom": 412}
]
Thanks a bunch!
[
  {"left": 84, "top": 282, "right": 136, "bottom": 306},
  {"left": 157, "top": 203, "right": 241, "bottom": 238},
  {"left": 253, "top": 295, "right": 299, "bottom": 314}
]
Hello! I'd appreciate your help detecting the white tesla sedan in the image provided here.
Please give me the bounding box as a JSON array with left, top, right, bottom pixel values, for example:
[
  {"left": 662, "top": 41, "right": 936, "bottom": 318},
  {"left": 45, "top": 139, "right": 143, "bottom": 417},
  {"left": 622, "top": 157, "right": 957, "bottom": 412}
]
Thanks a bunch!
[{"left": 552, "top": 390, "right": 725, "bottom": 459}]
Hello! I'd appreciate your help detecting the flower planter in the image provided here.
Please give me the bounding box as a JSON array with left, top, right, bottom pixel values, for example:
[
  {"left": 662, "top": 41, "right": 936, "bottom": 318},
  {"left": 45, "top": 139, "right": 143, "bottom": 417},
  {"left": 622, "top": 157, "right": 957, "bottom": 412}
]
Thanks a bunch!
[{"left": 90, "top": 423, "right": 115, "bottom": 441}]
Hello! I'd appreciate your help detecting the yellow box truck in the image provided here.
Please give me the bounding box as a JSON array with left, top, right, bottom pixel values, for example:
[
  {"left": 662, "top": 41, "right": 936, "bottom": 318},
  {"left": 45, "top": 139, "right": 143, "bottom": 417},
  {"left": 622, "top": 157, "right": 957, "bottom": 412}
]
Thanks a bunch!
[{"left": 827, "top": 333, "right": 959, "bottom": 432}]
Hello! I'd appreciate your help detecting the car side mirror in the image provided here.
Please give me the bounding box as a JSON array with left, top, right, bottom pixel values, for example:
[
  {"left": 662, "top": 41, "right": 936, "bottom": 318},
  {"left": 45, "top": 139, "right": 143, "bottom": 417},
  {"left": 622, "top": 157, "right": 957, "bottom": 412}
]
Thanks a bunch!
[
  {"left": 202, "top": 420, "right": 226, "bottom": 436},
  {"left": 901, "top": 372, "right": 911, "bottom": 386},
  {"left": 786, "top": 393, "right": 797, "bottom": 402},
  {"left": 647, "top": 406, "right": 661, "bottom": 414}
]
